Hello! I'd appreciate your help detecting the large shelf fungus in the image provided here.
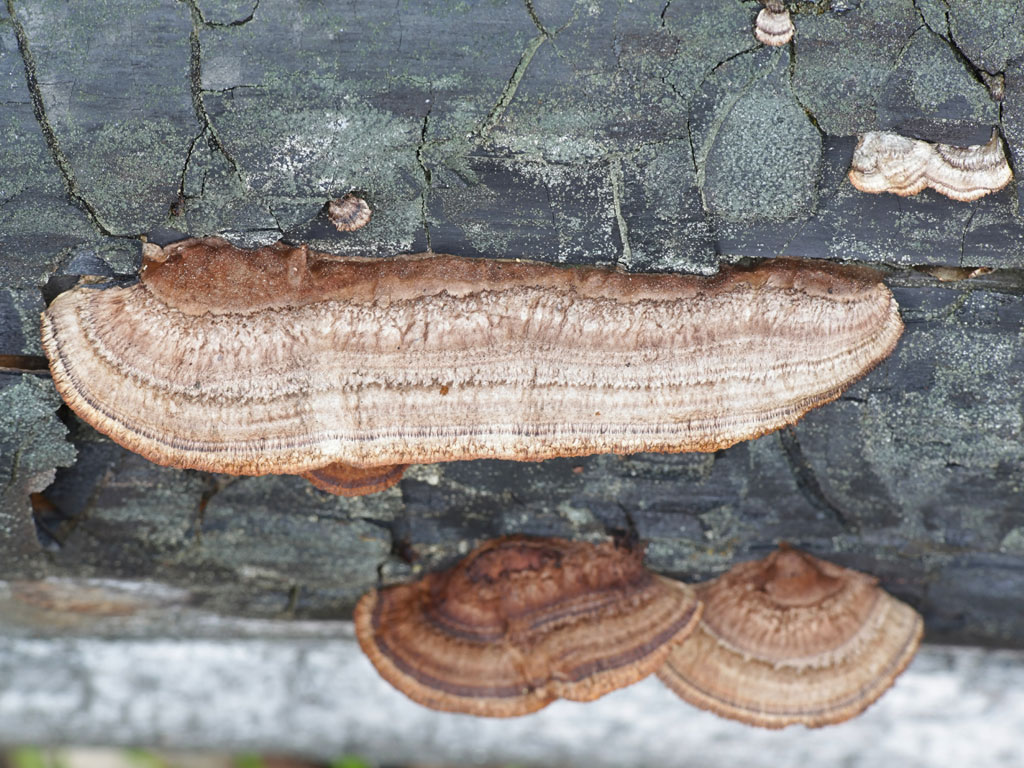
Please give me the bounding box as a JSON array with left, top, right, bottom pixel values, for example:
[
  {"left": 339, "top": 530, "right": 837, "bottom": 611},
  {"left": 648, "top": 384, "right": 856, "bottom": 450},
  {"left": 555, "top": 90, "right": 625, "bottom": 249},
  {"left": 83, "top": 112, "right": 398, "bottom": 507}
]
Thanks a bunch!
[
  {"left": 657, "top": 545, "right": 923, "bottom": 729},
  {"left": 41, "top": 237, "right": 903, "bottom": 495},
  {"left": 849, "top": 129, "right": 1012, "bottom": 202},
  {"left": 354, "top": 536, "right": 702, "bottom": 716}
]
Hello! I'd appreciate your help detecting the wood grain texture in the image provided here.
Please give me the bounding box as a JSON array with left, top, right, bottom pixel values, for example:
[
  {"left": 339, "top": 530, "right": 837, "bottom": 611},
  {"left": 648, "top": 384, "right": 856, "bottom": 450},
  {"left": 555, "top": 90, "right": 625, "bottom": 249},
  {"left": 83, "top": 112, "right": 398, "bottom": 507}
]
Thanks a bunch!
[
  {"left": 354, "top": 536, "right": 702, "bottom": 717},
  {"left": 40, "top": 238, "right": 903, "bottom": 478},
  {"left": 657, "top": 546, "right": 923, "bottom": 729}
]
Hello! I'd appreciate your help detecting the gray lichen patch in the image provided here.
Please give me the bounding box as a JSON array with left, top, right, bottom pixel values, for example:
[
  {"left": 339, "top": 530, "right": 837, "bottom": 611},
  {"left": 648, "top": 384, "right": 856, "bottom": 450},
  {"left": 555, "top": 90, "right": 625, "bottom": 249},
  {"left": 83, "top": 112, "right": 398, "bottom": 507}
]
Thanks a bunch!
[
  {"left": 0, "top": 375, "right": 76, "bottom": 568},
  {"left": 790, "top": 0, "right": 923, "bottom": 135},
  {"left": 8, "top": 0, "right": 199, "bottom": 234},
  {"left": 691, "top": 47, "right": 822, "bottom": 221},
  {"left": 876, "top": 26, "right": 996, "bottom": 133},
  {"left": 0, "top": 289, "right": 44, "bottom": 356},
  {"left": 944, "top": 0, "right": 1024, "bottom": 74},
  {"left": 191, "top": 475, "right": 392, "bottom": 602},
  {"left": 0, "top": 27, "right": 101, "bottom": 288}
]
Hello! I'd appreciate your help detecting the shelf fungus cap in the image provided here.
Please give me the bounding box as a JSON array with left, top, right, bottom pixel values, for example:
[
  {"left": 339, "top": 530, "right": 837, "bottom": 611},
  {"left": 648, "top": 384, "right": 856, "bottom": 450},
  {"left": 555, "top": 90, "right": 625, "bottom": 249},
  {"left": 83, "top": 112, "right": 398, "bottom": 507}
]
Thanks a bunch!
[
  {"left": 41, "top": 238, "right": 903, "bottom": 494},
  {"left": 355, "top": 536, "right": 702, "bottom": 717},
  {"left": 849, "top": 130, "right": 1012, "bottom": 201},
  {"left": 755, "top": 3, "right": 794, "bottom": 46},
  {"left": 327, "top": 193, "right": 372, "bottom": 232},
  {"left": 928, "top": 130, "right": 1013, "bottom": 202},
  {"left": 657, "top": 545, "right": 923, "bottom": 729},
  {"left": 849, "top": 132, "right": 933, "bottom": 196}
]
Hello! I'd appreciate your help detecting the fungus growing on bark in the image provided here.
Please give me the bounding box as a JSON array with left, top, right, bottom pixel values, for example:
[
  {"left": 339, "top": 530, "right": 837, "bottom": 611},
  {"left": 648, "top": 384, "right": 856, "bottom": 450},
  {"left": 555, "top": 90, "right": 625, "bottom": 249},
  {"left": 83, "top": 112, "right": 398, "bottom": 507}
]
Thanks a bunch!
[
  {"left": 327, "top": 193, "right": 372, "bottom": 232},
  {"left": 300, "top": 461, "right": 409, "bottom": 496},
  {"left": 41, "top": 237, "right": 903, "bottom": 495},
  {"left": 849, "top": 130, "right": 1012, "bottom": 201},
  {"left": 354, "top": 536, "right": 702, "bottom": 716},
  {"left": 755, "top": 2, "right": 794, "bottom": 46},
  {"left": 657, "top": 545, "right": 923, "bottom": 729}
]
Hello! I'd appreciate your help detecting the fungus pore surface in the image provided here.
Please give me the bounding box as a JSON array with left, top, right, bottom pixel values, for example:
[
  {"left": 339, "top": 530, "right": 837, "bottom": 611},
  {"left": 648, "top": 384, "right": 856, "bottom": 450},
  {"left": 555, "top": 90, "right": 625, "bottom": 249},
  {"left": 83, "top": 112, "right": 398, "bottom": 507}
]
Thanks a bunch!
[
  {"left": 657, "top": 545, "right": 924, "bottom": 729},
  {"left": 355, "top": 536, "right": 702, "bottom": 716},
  {"left": 41, "top": 237, "right": 903, "bottom": 488}
]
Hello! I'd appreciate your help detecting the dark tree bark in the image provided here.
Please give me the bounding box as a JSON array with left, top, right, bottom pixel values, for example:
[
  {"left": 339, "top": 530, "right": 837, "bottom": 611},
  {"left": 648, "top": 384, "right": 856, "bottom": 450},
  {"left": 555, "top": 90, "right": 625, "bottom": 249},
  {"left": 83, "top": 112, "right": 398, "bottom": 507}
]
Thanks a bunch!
[{"left": 2, "top": 0, "right": 1024, "bottom": 654}]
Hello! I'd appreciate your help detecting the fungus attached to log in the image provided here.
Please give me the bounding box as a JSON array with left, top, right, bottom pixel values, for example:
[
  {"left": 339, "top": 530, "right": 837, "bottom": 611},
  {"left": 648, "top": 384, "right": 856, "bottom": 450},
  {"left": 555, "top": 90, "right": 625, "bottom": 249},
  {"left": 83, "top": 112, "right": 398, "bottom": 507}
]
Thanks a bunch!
[
  {"left": 327, "top": 193, "right": 372, "bottom": 232},
  {"left": 41, "top": 237, "right": 903, "bottom": 495},
  {"left": 849, "top": 130, "right": 1012, "bottom": 202},
  {"left": 354, "top": 536, "right": 702, "bottom": 716},
  {"left": 657, "top": 545, "right": 923, "bottom": 729},
  {"left": 755, "top": 2, "right": 794, "bottom": 46}
]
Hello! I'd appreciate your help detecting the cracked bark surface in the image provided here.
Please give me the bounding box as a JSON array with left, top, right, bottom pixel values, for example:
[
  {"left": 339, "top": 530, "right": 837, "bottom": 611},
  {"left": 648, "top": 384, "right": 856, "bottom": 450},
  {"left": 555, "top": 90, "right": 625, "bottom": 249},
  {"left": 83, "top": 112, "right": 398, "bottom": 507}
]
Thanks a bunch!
[{"left": 2, "top": 0, "right": 1024, "bottom": 655}]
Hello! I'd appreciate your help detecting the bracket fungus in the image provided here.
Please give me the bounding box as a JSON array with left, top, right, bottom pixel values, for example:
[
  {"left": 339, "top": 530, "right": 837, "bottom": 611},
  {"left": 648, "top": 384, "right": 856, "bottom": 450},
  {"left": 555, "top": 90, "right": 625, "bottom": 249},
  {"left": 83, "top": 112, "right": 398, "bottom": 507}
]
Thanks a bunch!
[
  {"left": 41, "top": 237, "right": 903, "bottom": 495},
  {"left": 657, "top": 545, "right": 923, "bottom": 729},
  {"left": 327, "top": 193, "right": 372, "bottom": 232},
  {"left": 755, "top": 2, "right": 794, "bottom": 47},
  {"left": 849, "top": 129, "right": 1012, "bottom": 202},
  {"left": 354, "top": 536, "right": 702, "bottom": 716}
]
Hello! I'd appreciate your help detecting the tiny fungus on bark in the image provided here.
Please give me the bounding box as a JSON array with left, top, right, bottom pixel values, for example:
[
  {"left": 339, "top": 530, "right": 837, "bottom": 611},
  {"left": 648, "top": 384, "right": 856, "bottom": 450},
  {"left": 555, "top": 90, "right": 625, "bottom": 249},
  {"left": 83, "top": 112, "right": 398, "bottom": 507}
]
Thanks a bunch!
[
  {"left": 755, "top": 2, "right": 794, "bottom": 46},
  {"left": 849, "top": 130, "right": 1012, "bottom": 202},
  {"left": 327, "top": 193, "right": 372, "bottom": 232},
  {"left": 354, "top": 536, "right": 702, "bottom": 716},
  {"left": 41, "top": 237, "right": 903, "bottom": 495},
  {"left": 657, "top": 545, "right": 923, "bottom": 729}
]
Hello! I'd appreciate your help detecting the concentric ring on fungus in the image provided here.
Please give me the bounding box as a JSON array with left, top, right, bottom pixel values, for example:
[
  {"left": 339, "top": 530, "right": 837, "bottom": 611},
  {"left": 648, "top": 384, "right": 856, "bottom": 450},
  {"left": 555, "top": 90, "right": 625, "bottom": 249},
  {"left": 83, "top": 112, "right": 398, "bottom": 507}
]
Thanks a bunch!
[
  {"left": 40, "top": 237, "right": 903, "bottom": 495},
  {"left": 849, "top": 129, "right": 1012, "bottom": 201},
  {"left": 355, "top": 536, "right": 702, "bottom": 716},
  {"left": 754, "top": 2, "right": 794, "bottom": 46},
  {"left": 657, "top": 545, "right": 924, "bottom": 729},
  {"left": 327, "top": 193, "right": 372, "bottom": 232}
]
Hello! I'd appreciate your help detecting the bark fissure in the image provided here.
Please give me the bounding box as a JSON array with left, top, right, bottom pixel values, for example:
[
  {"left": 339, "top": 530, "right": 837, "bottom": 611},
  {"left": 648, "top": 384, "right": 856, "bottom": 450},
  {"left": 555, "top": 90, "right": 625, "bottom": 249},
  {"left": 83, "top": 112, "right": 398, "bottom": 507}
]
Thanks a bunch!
[{"left": 6, "top": 1, "right": 122, "bottom": 236}]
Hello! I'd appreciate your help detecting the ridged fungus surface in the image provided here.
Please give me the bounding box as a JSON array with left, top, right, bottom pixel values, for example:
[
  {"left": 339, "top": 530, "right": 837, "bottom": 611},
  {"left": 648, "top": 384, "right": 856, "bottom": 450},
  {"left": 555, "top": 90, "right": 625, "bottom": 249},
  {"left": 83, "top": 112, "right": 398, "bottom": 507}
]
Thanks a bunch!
[
  {"left": 41, "top": 237, "right": 903, "bottom": 493},
  {"left": 657, "top": 545, "right": 923, "bottom": 729},
  {"left": 327, "top": 193, "right": 372, "bottom": 232},
  {"left": 849, "top": 129, "right": 1012, "bottom": 202},
  {"left": 354, "top": 536, "right": 702, "bottom": 716},
  {"left": 755, "top": 2, "right": 794, "bottom": 46}
]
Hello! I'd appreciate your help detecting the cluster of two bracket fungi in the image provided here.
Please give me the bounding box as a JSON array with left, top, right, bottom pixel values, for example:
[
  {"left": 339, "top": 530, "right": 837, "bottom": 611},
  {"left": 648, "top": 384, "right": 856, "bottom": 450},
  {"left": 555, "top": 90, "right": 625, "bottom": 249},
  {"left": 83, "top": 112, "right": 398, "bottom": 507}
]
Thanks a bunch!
[
  {"left": 850, "top": 130, "right": 1013, "bottom": 202},
  {"left": 356, "top": 536, "right": 923, "bottom": 727}
]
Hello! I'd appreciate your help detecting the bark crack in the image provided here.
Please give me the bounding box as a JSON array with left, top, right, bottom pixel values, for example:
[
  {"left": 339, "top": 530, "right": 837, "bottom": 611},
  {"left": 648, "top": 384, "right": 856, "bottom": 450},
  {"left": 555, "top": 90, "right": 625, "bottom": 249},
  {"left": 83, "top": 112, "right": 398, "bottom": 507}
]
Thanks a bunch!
[
  {"left": 192, "top": 0, "right": 259, "bottom": 28},
  {"left": 606, "top": 155, "right": 633, "bottom": 269},
  {"left": 477, "top": 32, "right": 546, "bottom": 141},
  {"left": 179, "top": 0, "right": 282, "bottom": 233},
  {"left": 415, "top": 99, "right": 434, "bottom": 251},
  {"left": 778, "top": 426, "right": 853, "bottom": 532},
  {"left": 6, "top": 1, "right": 122, "bottom": 236}
]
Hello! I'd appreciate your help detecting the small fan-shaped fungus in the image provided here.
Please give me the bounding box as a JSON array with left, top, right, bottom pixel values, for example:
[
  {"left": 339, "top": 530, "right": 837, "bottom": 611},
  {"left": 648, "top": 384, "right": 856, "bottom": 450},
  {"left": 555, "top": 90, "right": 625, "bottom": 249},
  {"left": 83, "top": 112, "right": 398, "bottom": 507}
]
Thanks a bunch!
[
  {"left": 849, "top": 129, "right": 1012, "bottom": 201},
  {"left": 41, "top": 237, "right": 903, "bottom": 495},
  {"left": 327, "top": 193, "right": 372, "bottom": 232},
  {"left": 657, "top": 545, "right": 923, "bottom": 729},
  {"left": 755, "top": 2, "right": 794, "bottom": 46},
  {"left": 355, "top": 536, "right": 702, "bottom": 716}
]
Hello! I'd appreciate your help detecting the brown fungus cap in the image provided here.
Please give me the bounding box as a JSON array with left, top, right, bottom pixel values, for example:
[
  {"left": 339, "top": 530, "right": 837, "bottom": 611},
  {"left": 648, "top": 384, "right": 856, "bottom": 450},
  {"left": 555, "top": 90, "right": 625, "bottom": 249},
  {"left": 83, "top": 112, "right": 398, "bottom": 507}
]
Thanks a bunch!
[
  {"left": 40, "top": 238, "right": 903, "bottom": 495},
  {"left": 300, "top": 461, "right": 408, "bottom": 497},
  {"left": 657, "top": 545, "right": 923, "bottom": 729},
  {"left": 327, "top": 193, "right": 372, "bottom": 232},
  {"left": 355, "top": 536, "right": 702, "bottom": 717}
]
